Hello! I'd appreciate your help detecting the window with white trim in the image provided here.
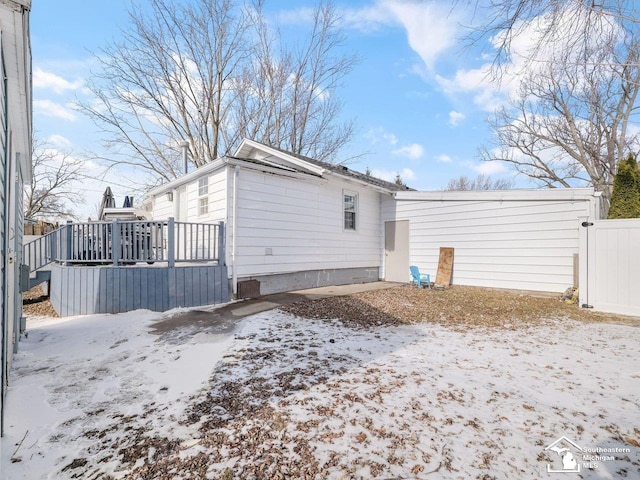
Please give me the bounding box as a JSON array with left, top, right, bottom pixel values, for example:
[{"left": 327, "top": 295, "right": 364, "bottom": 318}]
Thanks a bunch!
[
  {"left": 343, "top": 191, "right": 357, "bottom": 230},
  {"left": 198, "top": 177, "right": 209, "bottom": 216}
]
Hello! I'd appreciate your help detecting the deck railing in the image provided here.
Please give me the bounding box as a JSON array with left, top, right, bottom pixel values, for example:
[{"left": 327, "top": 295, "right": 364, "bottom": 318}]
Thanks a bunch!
[
  {"left": 24, "top": 228, "right": 59, "bottom": 273},
  {"left": 24, "top": 218, "right": 224, "bottom": 271}
]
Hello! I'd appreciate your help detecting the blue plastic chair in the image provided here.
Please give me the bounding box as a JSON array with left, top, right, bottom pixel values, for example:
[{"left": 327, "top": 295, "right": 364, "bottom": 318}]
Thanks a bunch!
[{"left": 410, "top": 265, "right": 431, "bottom": 289}]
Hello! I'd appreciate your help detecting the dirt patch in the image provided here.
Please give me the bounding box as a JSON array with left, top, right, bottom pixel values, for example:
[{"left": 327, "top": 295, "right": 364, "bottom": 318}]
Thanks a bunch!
[
  {"left": 22, "top": 285, "right": 57, "bottom": 318},
  {"left": 281, "top": 284, "right": 638, "bottom": 330}
]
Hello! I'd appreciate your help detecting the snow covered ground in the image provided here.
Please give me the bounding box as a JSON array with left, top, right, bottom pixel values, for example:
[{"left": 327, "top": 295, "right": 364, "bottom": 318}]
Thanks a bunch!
[{"left": 1, "top": 307, "right": 639, "bottom": 479}]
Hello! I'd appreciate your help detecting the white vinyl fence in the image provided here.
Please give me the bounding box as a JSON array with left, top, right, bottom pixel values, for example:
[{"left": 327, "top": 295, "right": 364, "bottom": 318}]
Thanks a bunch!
[{"left": 579, "top": 218, "right": 640, "bottom": 316}]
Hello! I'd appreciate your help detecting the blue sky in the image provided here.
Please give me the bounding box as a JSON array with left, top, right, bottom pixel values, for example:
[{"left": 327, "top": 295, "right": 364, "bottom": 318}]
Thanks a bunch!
[{"left": 31, "top": 0, "right": 524, "bottom": 217}]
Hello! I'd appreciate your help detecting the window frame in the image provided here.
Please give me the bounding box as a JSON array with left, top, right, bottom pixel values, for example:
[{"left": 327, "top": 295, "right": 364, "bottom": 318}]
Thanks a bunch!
[
  {"left": 343, "top": 190, "right": 358, "bottom": 231},
  {"left": 197, "top": 176, "right": 209, "bottom": 216}
]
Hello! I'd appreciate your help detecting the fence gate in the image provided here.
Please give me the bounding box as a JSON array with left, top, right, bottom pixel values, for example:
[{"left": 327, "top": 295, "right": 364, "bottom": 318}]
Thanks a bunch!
[{"left": 579, "top": 217, "right": 640, "bottom": 316}]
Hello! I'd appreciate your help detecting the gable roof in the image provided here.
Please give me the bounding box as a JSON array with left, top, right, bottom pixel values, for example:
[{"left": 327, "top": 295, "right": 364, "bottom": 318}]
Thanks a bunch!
[
  {"left": 148, "top": 138, "right": 414, "bottom": 197},
  {"left": 235, "top": 138, "right": 413, "bottom": 192}
]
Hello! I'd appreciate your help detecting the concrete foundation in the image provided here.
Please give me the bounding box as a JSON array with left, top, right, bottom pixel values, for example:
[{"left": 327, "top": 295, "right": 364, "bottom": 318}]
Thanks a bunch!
[{"left": 240, "top": 267, "right": 380, "bottom": 297}]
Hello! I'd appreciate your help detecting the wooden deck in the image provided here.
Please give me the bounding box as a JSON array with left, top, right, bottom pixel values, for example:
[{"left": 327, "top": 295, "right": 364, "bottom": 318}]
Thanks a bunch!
[{"left": 24, "top": 219, "right": 230, "bottom": 316}]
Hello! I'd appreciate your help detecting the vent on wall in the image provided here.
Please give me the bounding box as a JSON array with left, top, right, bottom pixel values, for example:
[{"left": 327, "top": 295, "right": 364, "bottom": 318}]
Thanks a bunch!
[{"left": 237, "top": 279, "right": 260, "bottom": 299}]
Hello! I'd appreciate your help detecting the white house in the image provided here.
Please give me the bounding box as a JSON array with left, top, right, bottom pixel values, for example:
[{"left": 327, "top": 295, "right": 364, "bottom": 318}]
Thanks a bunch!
[
  {"left": 148, "top": 139, "right": 411, "bottom": 297},
  {"left": 147, "top": 139, "right": 601, "bottom": 298},
  {"left": 0, "top": 0, "right": 32, "bottom": 434}
]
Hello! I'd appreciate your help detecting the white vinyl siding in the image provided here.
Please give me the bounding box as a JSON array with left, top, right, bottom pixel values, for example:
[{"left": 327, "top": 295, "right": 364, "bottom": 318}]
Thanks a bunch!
[
  {"left": 152, "top": 192, "right": 174, "bottom": 220},
  {"left": 232, "top": 169, "right": 382, "bottom": 277},
  {"left": 381, "top": 194, "right": 594, "bottom": 292},
  {"left": 151, "top": 168, "right": 227, "bottom": 223}
]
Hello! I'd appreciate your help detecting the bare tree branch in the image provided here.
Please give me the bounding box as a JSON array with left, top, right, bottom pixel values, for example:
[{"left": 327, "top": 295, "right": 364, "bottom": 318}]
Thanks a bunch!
[
  {"left": 77, "top": 0, "right": 357, "bottom": 182},
  {"left": 445, "top": 174, "right": 515, "bottom": 191},
  {"left": 26, "top": 136, "right": 85, "bottom": 221},
  {"left": 464, "top": 0, "right": 640, "bottom": 75}
]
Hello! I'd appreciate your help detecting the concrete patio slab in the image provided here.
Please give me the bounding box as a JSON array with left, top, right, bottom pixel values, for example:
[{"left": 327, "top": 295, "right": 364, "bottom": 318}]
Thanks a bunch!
[{"left": 150, "top": 281, "right": 401, "bottom": 335}]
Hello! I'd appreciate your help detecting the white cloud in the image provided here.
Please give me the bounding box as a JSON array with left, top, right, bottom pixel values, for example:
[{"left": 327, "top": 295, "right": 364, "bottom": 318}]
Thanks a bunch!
[
  {"left": 435, "top": 67, "right": 512, "bottom": 112},
  {"left": 470, "top": 160, "right": 507, "bottom": 175},
  {"left": 276, "top": 7, "right": 316, "bottom": 25},
  {"left": 46, "top": 134, "right": 73, "bottom": 148},
  {"left": 434, "top": 3, "right": 621, "bottom": 112},
  {"left": 436, "top": 154, "right": 452, "bottom": 163},
  {"left": 278, "top": 1, "right": 461, "bottom": 70},
  {"left": 383, "top": 1, "right": 461, "bottom": 71},
  {"left": 366, "top": 126, "right": 398, "bottom": 146},
  {"left": 448, "top": 110, "right": 465, "bottom": 126},
  {"left": 393, "top": 143, "right": 424, "bottom": 160},
  {"left": 34, "top": 99, "right": 76, "bottom": 121},
  {"left": 371, "top": 167, "right": 415, "bottom": 183},
  {"left": 33, "top": 68, "right": 83, "bottom": 94},
  {"left": 339, "top": 4, "right": 394, "bottom": 32}
]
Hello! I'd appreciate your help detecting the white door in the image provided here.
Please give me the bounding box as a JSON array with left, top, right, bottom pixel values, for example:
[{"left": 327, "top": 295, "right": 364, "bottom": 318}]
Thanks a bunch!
[
  {"left": 175, "top": 186, "right": 187, "bottom": 221},
  {"left": 384, "top": 220, "right": 410, "bottom": 282}
]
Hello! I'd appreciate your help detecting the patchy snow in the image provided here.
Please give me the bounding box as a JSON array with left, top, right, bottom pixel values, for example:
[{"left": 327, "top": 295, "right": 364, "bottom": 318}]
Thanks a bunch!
[
  {"left": 1, "top": 309, "right": 639, "bottom": 479},
  {"left": 0, "top": 309, "right": 237, "bottom": 479}
]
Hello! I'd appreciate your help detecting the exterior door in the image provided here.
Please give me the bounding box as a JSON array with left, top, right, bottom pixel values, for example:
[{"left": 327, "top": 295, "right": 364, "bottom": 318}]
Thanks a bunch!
[{"left": 384, "top": 220, "right": 410, "bottom": 282}]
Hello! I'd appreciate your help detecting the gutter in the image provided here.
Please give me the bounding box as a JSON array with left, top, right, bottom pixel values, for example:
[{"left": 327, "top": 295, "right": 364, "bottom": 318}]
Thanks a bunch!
[{"left": 394, "top": 188, "right": 597, "bottom": 202}]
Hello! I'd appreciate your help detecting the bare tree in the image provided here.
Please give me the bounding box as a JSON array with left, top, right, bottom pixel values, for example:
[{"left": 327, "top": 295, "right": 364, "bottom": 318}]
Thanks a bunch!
[
  {"left": 445, "top": 174, "right": 514, "bottom": 190},
  {"left": 471, "top": 1, "right": 640, "bottom": 210},
  {"left": 26, "top": 138, "right": 85, "bottom": 220},
  {"left": 225, "top": 1, "right": 358, "bottom": 162},
  {"left": 79, "top": 0, "right": 249, "bottom": 181},
  {"left": 79, "top": 0, "right": 356, "bottom": 182},
  {"left": 467, "top": 0, "right": 640, "bottom": 73},
  {"left": 482, "top": 36, "right": 640, "bottom": 202}
]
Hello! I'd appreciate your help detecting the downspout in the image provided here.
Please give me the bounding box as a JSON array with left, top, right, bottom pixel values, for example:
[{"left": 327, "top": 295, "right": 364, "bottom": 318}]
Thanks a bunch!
[
  {"left": 1, "top": 43, "right": 8, "bottom": 437},
  {"left": 180, "top": 141, "right": 189, "bottom": 175},
  {"left": 231, "top": 166, "right": 239, "bottom": 298}
]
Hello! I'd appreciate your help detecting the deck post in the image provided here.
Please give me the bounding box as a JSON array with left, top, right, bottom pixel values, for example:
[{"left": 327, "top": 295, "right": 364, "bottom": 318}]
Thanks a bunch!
[
  {"left": 50, "top": 229, "right": 57, "bottom": 265},
  {"left": 167, "top": 217, "right": 175, "bottom": 268},
  {"left": 64, "top": 220, "right": 73, "bottom": 265},
  {"left": 218, "top": 221, "right": 225, "bottom": 265},
  {"left": 112, "top": 219, "right": 120, "bottom": 266}
]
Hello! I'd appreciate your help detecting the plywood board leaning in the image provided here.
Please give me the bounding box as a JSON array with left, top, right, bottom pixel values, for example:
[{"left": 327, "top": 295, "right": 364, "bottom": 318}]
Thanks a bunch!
[{"left": 434, "top": 247, "right": 454, "bottom": 289}]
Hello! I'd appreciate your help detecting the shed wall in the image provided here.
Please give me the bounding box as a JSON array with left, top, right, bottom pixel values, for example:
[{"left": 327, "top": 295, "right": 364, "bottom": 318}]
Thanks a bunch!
[{"left": 382, "top": 196, "right": 593, "bottom": 292}]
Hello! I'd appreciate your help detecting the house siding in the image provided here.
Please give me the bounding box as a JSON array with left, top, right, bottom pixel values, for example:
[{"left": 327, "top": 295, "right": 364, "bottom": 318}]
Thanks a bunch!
[
  {"left": 232, "top": 168, "right": 383, "bottom": 281},
  {"left": 382, "top": 195, "right": 594, "bottom": 292},
  {"left": 152, "top": 167, "right": 227, "bottom": 223},
  {"left": 1, "top": 0, "right": 32, "bottom": 435}
]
